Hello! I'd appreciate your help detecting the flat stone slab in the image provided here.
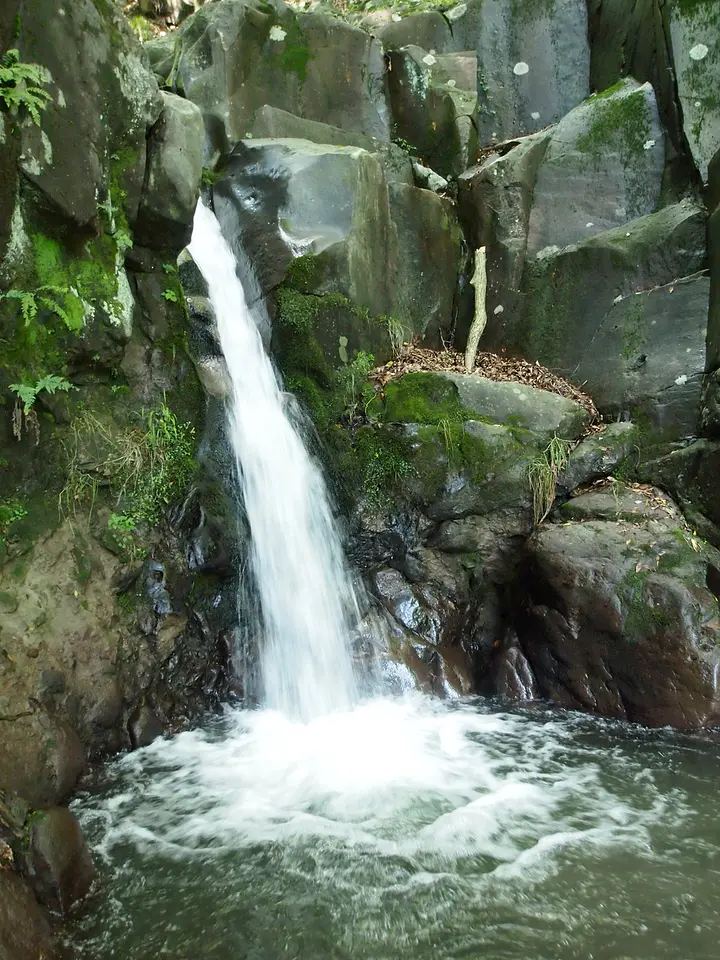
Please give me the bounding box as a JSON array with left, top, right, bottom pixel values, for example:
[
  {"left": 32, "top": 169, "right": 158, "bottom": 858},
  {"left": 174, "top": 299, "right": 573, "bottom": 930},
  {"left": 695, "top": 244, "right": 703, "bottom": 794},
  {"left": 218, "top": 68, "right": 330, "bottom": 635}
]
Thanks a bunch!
[{"left": 440, "top": 372, "right": 590, "bottom": 440}]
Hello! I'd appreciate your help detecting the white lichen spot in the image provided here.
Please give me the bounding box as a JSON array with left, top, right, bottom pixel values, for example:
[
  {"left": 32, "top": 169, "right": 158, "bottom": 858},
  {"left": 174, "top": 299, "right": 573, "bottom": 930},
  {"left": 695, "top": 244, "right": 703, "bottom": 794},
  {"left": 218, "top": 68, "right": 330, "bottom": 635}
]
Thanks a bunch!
[
  {"left": 422, "top": 54, "right": 437, "bottom": 66},
  {"left": 57, "top": 89, "right": 66, "bottom": 109},
  {"left": 446, "top": 3, "right": 467, "bottom": 21},
  {"left": 20, "top": 150, "right": 42, "bottom": 177},
  {"left": 493, "top": 304, "right": 504, "bottom": 315},
  {"left": 686, "top": 348, "right": 692, "bottom": 353},
  {"left": 392, "top": 13, "right": 402, "bottom": 22},
  {"left": 41, "top": 131, "right": 53, "bottom": 167},
  {"left": 429, "top": 49, "right": 436, "bottom": 56},
  {"left": 643, "top": 139, "right": 656, "bottom": 150},
  {"left": 269, "top": 25, "right": 287, "bottom": 42},
  {"left": 586, "top": 222, "right": 594, "bottom": 228},
  {"left": 116, "top": 53, "right": 159, "bottom": 132},
  {"left": 613, "top": 294, "right": 623, "bottom": 304},
  {"left": 338, "top": 335, "right": 349, "bottom": 364},
  {"left": 1, "top": 201, "right": 30, "bottom": 278},
  {"left": 103, "top": 254, "right": 133, "bottom": 336},
  {"left": 513, "top": 62, "right": 529, "bottom": 76},
  {"left": 531, "top": 111, "right": 540, "bottom": 120},
  {"left": 675, "top": 375, "right": 689, "bottom": 386},
  {"left": 447, "top": 79, "right": 457, "bottom": 88},
  {"left": 689, "top": 43, "right": 709, "bottom": 61}
]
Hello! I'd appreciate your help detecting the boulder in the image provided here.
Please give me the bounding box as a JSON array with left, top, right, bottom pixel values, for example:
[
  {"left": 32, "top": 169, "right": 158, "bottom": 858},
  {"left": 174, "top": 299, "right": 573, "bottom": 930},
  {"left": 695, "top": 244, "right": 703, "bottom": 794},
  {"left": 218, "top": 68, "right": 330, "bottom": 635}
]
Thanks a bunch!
[
  {"left": 128, "top": 703, "right": 165, "bottom": 749},
  {"left": 586, "top": 0, "right": 687, "bottom": 171},
  {"left": 557, "top": 422, "right": 639, "bottom": 494},
  {"left": 135, "top": 91, "right": 204, "bottom": 250},
  {"left": 12, "top": 0, "right": 161, "bottom": 228},
  {"left": 370, "top": 567, "right": 474, "bottom": 697},
  {"left": 369, "top": 11, "right": 453, "bottom": 54},
  {"left": 514, "top": 201, "right": 708, "bottom": 439},
  {"left": 572, "top": 273, "right": 708, "bottom": 441},
  {"left": 0, "top": 871, "right": 58, "bottom": 960},
  {"left": 667, "top": 0, "right": 720, "bottom": 183},
  {"left": 246, "top": 107, "right": 413, "bottom": 182},
  {"left": 526, "top": 80, "right": 665, "bottom": 259},
  {"left": 457, "top": 132, "right": 551, "bottom": 339},
  {"left": 24, "top": 806, "right": 96, "bottom": 915},
  {"left": 381, "top": 370, "right": 589, "bottom": 440},
  {"left": 516, "top": 493, "right": 720, "bottom": 728},
  {"left": 386, "top": 46, "right": 478, "bottom": 177},
  {"left": 212, "top": 139, "right": 462, "bottom": 355},
  {"left": 557, "top": 482, "right": 682, "bottom": 523},
  {"left": 637, "top": 440, "right": 720, "bottom": 546},
  {"left": 447, "top": 0, "right": 590, "bottom": 145},
  {"left": 146, "top": 0, "right": 390, "bottom": 160},
  {"left": 708, "top": 186, "right": 720, "bottom": 372},
  {"left": 0, "top": 712, "right": 85, "bottom": 807}
]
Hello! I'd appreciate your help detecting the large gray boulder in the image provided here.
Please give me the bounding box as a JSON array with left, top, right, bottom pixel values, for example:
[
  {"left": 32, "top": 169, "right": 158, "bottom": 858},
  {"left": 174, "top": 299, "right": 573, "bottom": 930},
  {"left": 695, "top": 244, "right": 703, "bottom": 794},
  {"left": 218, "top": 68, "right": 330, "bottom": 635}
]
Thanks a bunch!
[
  {"left": 667, "top": 0, "right": 720, "bottom": 183},
  {"left": 458, "top": 131, "right": 551, "bottom": 341},
  {"left": 382, "top": 370, "right": 590, "bottom": 441},
  {"left": 146, "top": 0, "right": 390, "bottom": 160},
  {"left": 708, "top": 154, "right": 720, "bottom": 372},
  {"left": 526, "top": 80, "right": 665, "bottom": 258},
  {"left": 369, "top": 10, "right": 454, "bottom": 54},
  {"left": 513, "top": 201, "right": 708, "bottom": 440},
  {"left": 447, "top": 0, "right": 590, "bottom": 145},
  {"left": 212, "top": 138, "right": 462, "bottom": 352},
  {"left": 586, "top": 0, "right": 686, "bottom": 171},
  {"left": 12, "top": 0, "right": 161, "bottom": 228},
  {"left": 135, "top": 91, "right": 204, "bottom": 250},
  {"left": 387, "top": 46, "right": 478, "bottom": 177},
  {"left": 516, "top": 490, "right": 720, "bottom": 729}
]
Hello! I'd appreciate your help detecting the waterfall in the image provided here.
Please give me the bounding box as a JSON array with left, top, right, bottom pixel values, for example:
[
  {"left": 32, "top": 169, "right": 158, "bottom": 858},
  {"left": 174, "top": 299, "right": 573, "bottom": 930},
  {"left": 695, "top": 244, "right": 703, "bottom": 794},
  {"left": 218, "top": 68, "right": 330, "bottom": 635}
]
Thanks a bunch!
[{"left": 188, "top": 201, "right": 359, "bottom": 720}]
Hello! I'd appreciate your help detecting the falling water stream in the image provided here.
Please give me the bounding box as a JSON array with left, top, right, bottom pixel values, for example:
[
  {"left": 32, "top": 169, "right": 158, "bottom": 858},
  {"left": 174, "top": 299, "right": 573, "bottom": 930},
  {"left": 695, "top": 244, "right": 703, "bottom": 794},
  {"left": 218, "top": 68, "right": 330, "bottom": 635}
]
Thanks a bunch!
[{"left": 65, "top": 205, "right": 720, "bottom": 960}]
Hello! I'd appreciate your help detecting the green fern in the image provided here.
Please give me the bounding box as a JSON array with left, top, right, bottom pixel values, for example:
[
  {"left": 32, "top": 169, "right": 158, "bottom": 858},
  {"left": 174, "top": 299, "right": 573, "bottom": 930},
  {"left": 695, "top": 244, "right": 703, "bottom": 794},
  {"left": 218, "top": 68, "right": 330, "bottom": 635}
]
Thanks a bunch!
[
  {"left": 9, "top": 374, "right": 75, "bottom": 414},
  {"left": 0, "top": 284, "right": 78, "bottom": 329},
  {"left": 0, "top": 49, "right": 52, "bottom": 125}
]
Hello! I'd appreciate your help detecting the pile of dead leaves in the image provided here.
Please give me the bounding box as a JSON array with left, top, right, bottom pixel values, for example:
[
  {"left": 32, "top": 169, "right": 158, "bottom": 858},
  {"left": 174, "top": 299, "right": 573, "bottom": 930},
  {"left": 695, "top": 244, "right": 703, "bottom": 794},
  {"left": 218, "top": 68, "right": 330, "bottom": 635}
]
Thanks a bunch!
[{"left": 370, "top": 346, "right": 599, "bottom": 420}]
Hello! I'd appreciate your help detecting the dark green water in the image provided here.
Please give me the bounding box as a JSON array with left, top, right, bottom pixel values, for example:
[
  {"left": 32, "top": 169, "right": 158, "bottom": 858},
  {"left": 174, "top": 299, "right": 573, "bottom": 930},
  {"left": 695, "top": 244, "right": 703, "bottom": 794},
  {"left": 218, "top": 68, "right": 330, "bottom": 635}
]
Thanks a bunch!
[{"left": 66, "top": 695, "right": 720, "bottom": 960}]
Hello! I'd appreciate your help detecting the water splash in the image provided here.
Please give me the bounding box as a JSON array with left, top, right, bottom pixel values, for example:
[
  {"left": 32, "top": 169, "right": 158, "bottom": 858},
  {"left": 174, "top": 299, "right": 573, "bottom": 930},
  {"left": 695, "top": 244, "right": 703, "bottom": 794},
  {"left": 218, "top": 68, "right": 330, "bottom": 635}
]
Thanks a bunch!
[{"left": 188, "top": 201, "right": 358, "bottom": 719}]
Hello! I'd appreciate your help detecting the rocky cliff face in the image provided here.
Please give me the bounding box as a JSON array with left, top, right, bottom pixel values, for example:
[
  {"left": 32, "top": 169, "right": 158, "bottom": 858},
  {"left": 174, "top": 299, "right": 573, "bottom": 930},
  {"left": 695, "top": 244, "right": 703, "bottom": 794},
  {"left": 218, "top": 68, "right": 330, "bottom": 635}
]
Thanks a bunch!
[{"left": 2, "top": 0, "right": 720, "bottom": 952}]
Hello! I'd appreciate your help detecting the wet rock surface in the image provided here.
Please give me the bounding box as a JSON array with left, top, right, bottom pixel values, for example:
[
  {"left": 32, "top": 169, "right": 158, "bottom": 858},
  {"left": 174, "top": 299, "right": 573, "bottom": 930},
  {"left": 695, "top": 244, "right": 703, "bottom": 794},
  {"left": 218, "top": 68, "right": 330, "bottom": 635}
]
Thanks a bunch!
[{"left": 515, "top": 488, "right": 720, "bottom": 729}]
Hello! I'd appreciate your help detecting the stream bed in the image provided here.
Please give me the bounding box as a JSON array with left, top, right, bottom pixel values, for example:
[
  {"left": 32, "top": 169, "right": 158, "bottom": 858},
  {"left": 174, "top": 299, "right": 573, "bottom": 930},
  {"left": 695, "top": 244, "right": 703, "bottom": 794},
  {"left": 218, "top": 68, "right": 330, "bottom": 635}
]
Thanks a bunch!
[{"left": 65, "top": 694, "right": 720, "bottom": 960}]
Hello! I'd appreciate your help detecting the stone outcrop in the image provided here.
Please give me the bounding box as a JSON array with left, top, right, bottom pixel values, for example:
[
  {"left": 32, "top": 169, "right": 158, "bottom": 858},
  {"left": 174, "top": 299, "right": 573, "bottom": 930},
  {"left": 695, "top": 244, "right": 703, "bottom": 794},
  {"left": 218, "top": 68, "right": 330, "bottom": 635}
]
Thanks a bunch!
[
  {"left": 514, "top": 485, "right": 720, "bottom": 729},
  {"left": 146, "top": 0, "right": 390, "bottom": 160},
  {"left": 211, "top": 136, "right": 463, "bottom": 360},
  {"left": 0, "top": 0, "right": 231, "bottom": 946}
]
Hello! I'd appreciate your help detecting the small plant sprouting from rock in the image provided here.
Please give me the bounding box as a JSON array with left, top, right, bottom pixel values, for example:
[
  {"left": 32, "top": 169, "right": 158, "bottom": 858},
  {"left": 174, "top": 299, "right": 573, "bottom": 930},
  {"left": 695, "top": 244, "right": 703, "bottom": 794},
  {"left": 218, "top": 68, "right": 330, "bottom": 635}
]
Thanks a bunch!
[
  {"left": 335, "top": 350, "right": 378, "bottom": 424},
  {"left": 0, "top": 500, "right": 27, "bottom": 548},
  {"left": 0, "top": 48, "right": 51, "bottom": 126},
  {"left": 162, "top": 288, "right": 179, "bottom": 302},
  {"left": 528, "top": 435, "right": 571, "bottom": 524}
]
